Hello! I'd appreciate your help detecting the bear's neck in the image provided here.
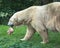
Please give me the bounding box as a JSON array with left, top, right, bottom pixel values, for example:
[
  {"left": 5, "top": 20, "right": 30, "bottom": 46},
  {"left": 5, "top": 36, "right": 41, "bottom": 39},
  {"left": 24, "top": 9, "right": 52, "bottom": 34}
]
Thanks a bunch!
[{"left": 23, "top": 16, "right": 31, "bottom": 25}]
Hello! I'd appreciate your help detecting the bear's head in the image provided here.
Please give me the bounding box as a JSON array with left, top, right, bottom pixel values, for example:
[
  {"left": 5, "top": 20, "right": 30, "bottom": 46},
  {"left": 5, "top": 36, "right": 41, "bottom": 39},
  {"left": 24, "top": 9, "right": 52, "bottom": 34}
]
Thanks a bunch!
[
  {"left": 8, "top": 12, "right": 24, "bottom": 27},
  {"left": 7, "top": 12, "right": 25, "bottom": 34}
]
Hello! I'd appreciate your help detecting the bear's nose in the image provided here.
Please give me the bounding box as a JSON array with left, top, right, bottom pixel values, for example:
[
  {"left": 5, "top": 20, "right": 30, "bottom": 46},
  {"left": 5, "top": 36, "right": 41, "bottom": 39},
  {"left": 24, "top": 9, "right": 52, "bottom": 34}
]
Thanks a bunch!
[{"left": 8, "top": 23, "right": 14, "bottom": 27}]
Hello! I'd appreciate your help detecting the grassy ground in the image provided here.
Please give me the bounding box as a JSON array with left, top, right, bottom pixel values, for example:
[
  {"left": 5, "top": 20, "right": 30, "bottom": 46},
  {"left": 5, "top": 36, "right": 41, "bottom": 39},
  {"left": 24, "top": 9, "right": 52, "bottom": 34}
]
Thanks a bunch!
[{"left": 0, "top": 25, "right": 60, "bottom": 48}]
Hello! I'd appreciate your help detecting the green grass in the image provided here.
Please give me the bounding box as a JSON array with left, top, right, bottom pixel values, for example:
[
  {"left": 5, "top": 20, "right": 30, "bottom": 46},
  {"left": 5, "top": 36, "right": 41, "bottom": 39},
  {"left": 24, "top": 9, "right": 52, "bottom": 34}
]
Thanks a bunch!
[{"left": 0, "top": 25, "right": 60, "bottom": 48}]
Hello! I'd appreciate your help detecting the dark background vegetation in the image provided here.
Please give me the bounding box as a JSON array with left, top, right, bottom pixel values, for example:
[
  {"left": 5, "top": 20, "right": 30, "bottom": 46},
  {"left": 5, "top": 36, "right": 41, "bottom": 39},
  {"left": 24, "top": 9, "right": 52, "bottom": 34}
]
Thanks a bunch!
[{"left": 0, "top": 0, "right": 60, "bottom": 25}]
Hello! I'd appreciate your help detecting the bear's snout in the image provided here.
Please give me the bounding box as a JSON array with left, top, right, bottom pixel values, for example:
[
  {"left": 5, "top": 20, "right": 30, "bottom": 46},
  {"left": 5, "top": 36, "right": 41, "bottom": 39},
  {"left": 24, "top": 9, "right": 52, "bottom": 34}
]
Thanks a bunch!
[{"left": 8, "top": 22, "right": 14, "bottom": 27}]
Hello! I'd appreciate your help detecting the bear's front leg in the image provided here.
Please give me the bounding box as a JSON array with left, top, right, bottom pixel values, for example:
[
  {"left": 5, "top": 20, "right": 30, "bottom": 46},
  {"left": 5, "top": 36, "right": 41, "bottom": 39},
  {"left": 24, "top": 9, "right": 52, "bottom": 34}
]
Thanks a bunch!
[{"left": 20, "top": 25, "right": 35, "bottom": 41}]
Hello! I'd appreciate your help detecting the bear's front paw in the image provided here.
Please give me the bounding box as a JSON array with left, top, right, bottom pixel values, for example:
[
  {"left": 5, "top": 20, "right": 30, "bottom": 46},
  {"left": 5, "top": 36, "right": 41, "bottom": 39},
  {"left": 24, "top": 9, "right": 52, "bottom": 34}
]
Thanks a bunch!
[
  {"left": 41, "top": 41, "right": 46, "bottom": 44},
  {"left": 20, "top": 38, "right": 27, "bottom": 41},
  {"left": 41, "top": 41, "right": 49, "bottom": 44}
]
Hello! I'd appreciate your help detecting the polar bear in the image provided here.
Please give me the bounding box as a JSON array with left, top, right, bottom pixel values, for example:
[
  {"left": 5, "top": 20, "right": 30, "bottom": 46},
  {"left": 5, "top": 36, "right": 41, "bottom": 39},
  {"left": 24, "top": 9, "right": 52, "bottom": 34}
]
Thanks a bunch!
[{"left": 8, "top": 2, "right": 60, "bottom": 44}]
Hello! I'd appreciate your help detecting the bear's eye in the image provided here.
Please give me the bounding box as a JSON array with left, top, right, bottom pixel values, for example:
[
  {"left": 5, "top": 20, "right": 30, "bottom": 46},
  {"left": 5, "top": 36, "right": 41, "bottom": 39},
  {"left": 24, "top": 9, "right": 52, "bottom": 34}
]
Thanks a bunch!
[
  {"left": 14, "top": 18, "right": 18, "bottom": 23},
  {"left": 9, "top": 20, "right": 13, "bottom": 22}
]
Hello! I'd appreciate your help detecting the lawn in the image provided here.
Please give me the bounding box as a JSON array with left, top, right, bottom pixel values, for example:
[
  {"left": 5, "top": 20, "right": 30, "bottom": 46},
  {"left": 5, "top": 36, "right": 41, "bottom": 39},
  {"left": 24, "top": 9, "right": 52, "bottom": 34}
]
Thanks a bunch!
[{"left": 0, "top": 25, "right": 60, "bottom": 48}]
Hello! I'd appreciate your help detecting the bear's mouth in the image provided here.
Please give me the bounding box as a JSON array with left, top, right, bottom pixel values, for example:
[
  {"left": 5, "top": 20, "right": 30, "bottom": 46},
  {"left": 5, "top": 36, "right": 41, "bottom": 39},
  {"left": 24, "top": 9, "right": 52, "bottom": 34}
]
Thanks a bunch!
[
  {"left": 10, "top": 25, "right": 14, "bottom": 27},
  {"left": 8, "top": 21, "right": 14, "bottom": 27},
  {"left": 8, "top": 24, "right": 14, "bottom": 28}
]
